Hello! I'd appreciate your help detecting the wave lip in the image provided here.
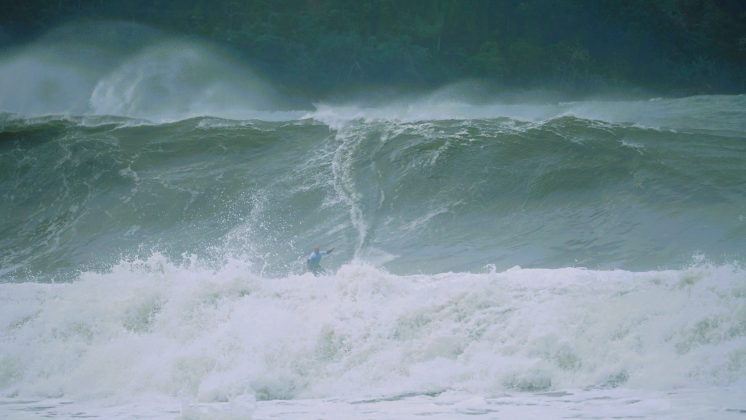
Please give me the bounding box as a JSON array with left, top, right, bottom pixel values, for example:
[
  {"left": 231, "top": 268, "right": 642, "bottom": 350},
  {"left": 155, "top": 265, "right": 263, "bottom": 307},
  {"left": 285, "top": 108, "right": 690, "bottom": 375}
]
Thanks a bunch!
[{"left": 308, "top": 93, "right": 746, "bottom": 134}]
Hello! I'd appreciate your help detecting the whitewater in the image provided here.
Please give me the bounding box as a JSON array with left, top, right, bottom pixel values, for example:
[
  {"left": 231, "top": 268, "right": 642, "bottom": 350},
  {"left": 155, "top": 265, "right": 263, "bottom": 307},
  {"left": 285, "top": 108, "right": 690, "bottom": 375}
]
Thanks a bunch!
[{"left": 1, "top": 26, "right": 745, "bottom": 418}]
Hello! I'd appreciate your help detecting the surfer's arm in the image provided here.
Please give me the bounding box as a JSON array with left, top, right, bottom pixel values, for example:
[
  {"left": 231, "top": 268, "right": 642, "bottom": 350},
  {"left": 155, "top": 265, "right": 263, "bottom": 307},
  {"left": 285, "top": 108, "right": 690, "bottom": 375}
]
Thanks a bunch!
[{"left": 325, "top": 248, "right": 334, "bottom": 255}]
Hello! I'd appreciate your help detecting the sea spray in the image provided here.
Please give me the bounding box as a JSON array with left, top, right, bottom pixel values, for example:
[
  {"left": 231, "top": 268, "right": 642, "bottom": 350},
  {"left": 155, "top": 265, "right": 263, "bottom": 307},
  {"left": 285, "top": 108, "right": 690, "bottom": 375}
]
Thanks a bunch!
[
  {"left": 89, "top": 40, "right": 278, "bottom": 121},
  {"left": 0, "top": 23, "right": 284, "bottom": 121}
]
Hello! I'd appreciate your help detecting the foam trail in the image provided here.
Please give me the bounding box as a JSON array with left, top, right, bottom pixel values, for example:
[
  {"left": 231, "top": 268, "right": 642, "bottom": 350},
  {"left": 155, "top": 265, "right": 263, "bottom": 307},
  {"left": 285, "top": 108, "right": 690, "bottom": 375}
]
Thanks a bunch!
[{"left": 330, "top": 125, "right": 370, "bottom": 257}]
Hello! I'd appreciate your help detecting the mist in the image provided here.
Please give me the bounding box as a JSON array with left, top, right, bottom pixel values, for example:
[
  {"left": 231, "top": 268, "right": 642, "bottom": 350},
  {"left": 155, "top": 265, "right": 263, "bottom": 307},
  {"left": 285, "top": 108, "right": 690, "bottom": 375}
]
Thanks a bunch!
[{"left": 0, "top": 22, "right": 292, "bottom": 121}]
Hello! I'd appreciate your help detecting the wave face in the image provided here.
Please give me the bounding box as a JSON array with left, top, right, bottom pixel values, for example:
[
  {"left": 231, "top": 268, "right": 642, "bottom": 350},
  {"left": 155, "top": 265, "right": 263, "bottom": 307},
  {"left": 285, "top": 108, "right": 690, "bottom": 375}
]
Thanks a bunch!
[
  {"left": 1, "top": 75, "right": 746, "bottom": 405},
  {"left": 2, "top": 95, "right": 746, "bottom": 280}
]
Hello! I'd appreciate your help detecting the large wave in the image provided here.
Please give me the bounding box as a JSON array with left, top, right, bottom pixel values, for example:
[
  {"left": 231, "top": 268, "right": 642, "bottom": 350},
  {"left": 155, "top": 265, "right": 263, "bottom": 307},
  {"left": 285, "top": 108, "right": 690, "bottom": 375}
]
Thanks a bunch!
[
  {"left": 2, "top": 106, "right": 745, "bottom": 281},
  {"left": 2, "top": 24, "right": 745, "bottom": 412}
]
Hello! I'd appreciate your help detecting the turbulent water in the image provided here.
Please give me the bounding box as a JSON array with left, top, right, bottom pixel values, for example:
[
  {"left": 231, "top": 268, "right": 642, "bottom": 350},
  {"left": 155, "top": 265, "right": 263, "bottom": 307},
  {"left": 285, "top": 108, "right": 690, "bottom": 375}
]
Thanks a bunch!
[{"left": 1, "top": 28, "right": 746, "bottom": 418}]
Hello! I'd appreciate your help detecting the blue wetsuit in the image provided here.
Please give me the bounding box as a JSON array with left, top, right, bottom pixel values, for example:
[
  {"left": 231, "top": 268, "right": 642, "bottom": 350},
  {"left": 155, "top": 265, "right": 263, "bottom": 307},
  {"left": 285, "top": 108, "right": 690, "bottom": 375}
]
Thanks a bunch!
[{"left": 307, "top": 249, "right": 332, "bottom": 275}]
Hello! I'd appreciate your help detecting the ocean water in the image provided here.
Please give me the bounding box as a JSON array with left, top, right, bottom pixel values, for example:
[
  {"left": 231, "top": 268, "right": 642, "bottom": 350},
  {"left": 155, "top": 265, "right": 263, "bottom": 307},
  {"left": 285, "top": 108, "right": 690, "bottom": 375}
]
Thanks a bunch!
[{"left": 1, "top": 31, "right": 746, "bottom": 418}]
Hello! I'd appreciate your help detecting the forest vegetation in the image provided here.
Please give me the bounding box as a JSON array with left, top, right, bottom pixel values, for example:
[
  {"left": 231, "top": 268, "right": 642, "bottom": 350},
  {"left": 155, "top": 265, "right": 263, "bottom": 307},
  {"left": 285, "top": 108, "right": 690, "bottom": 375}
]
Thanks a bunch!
[{"left": 2, "top": 0, "right": 745, "bottom": 96}]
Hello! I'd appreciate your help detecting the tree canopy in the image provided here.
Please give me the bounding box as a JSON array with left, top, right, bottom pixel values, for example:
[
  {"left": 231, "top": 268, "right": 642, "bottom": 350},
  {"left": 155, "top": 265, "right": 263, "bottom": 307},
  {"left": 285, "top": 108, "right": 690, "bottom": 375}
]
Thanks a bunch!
[{"left": 2, "top": 0, "right": 745, "bottom": 95}]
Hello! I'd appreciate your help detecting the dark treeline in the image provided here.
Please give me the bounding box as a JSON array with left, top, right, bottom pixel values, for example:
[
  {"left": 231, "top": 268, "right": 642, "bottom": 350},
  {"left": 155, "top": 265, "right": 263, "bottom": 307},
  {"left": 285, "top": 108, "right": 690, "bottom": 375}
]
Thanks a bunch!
[{"left": 2, "top": 0, "right": 746, "bottom": 95}]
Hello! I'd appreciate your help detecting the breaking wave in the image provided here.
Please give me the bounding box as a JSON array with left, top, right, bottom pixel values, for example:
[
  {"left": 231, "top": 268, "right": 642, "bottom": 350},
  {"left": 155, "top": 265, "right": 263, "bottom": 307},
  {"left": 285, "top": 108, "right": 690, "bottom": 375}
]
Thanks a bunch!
[{"left": 1, "top": 258, "right": 745, "bottom": 401}]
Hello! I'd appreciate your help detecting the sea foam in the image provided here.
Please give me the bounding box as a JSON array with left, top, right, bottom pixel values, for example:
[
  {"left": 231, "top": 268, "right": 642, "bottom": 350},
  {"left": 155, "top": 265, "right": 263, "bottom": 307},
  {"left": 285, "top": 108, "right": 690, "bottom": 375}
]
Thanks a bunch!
[{"left": 1, "top": 255, "right": 744, "bottom": 402}]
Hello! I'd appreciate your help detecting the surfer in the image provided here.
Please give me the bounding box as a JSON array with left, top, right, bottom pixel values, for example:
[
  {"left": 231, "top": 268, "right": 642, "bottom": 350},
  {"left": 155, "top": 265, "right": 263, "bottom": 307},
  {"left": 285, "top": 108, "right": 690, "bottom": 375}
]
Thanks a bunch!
[{"left": 307, "top": 246, "right": 333, "bottom": 275}]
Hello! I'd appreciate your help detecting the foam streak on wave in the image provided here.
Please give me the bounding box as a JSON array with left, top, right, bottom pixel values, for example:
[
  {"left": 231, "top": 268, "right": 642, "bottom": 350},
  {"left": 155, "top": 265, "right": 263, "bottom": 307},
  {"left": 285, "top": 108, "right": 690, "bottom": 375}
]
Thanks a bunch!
[{"left": 331, "top": 126, "right": 369, "bottom": 257}]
